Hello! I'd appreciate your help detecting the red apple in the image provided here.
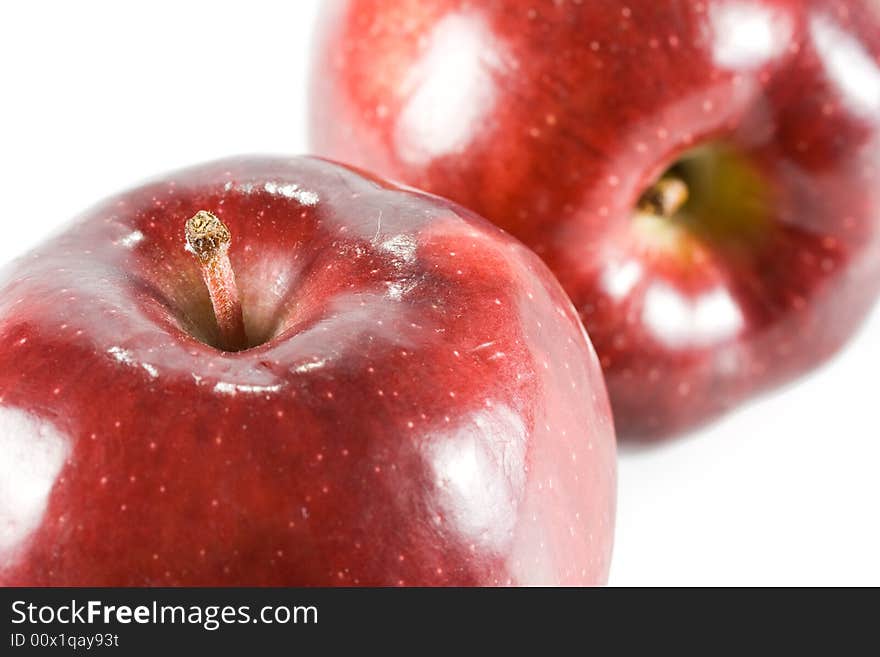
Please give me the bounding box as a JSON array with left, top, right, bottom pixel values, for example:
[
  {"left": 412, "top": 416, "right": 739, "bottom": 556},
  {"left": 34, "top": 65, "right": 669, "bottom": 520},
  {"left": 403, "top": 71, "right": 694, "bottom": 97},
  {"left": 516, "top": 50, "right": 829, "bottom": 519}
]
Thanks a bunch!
[
  {"left": 309, "top": 0, "right": 880, "bottom": 438},
  {"left": 0, "top": 156, "right": 615, "bottom": 586}
]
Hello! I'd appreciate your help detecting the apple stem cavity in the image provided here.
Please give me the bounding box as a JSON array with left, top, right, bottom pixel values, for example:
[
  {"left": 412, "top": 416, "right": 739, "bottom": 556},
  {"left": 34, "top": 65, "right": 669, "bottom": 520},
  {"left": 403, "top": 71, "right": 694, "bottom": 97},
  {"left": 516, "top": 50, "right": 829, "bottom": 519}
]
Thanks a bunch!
[
  {"left": 638, "top": 175, "right": 689, "bottom": 219},
  {"left": 185, "top": 211, "right": 247, "bottom": 351}
]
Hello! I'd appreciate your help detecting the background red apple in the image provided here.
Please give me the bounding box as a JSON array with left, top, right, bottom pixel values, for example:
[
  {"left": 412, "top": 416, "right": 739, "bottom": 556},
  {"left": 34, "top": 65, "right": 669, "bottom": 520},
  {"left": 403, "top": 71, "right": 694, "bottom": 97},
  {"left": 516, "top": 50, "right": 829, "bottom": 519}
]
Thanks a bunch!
[
  {"left": 0, "top": 156, "right": 615, "bottom": 586},
  {"left": 308, "top": 0, "right": 880, "bottom": 439}
]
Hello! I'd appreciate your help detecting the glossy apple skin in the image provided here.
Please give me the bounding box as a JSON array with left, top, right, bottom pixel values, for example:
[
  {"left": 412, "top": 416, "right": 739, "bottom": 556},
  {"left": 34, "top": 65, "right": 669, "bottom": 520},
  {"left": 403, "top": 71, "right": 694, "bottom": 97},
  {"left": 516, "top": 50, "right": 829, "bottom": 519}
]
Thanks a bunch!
[
  {"left": 309, "top": 0, "right": 880, "bottom": 438},
  {"left": 0, "top": 156, "right": 615, "bottom": 586}
]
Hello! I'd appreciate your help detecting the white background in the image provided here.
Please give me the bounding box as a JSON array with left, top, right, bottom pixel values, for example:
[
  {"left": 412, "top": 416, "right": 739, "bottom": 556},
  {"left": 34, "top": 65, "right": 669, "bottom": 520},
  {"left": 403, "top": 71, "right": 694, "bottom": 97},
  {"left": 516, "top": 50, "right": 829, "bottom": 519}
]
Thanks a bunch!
[{"left": 1, "top": 0, "right": 877, "bottom": 586}]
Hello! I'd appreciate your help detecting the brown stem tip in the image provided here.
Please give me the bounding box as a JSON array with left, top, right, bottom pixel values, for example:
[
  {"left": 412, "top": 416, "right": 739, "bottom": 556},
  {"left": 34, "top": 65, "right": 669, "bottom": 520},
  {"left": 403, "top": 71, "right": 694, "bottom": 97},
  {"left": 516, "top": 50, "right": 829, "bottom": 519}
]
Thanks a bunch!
[
  {"left": 185, "top": 211, "right": 247, "bottom": 351},
  {"left": 638, "top": 176, "right": 689, "bottom": 218},
  {"left": 186, "top": 210, "right": 232, "bottom": 263}
]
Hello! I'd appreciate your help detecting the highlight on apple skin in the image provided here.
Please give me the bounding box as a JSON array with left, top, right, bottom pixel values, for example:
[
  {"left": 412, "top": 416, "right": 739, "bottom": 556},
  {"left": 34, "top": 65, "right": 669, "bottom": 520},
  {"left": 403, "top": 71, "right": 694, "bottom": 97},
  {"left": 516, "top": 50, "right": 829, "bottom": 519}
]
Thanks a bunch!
[
  {"left": 308, "top": 0, "right": 880, "bottom": 439},
  {"left": 0, "top": 156, "right": 615, "bottom": 586}
]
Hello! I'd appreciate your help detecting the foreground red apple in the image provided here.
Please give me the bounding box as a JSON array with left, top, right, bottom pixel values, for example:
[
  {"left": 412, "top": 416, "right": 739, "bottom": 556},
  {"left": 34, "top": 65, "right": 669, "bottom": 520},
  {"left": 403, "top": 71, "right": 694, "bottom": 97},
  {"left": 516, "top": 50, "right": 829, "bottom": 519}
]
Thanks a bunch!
[
  {"left": 309, "top": 0, "right": 880, "bottom": 438},
  {"left": 0, "top": 156, "right": 615, "bottom": 586}
]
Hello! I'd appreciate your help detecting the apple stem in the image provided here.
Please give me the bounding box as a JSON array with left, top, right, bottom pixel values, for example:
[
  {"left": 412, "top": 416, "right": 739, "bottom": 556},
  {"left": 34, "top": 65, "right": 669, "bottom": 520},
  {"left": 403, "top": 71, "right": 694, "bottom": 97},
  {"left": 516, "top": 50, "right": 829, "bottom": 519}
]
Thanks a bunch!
[
  {"left": 638, "top": 175, "right": 689, "bottom": 218},
  {"left": 185, "top": 211, "right": 247, "bottom": 351}
]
